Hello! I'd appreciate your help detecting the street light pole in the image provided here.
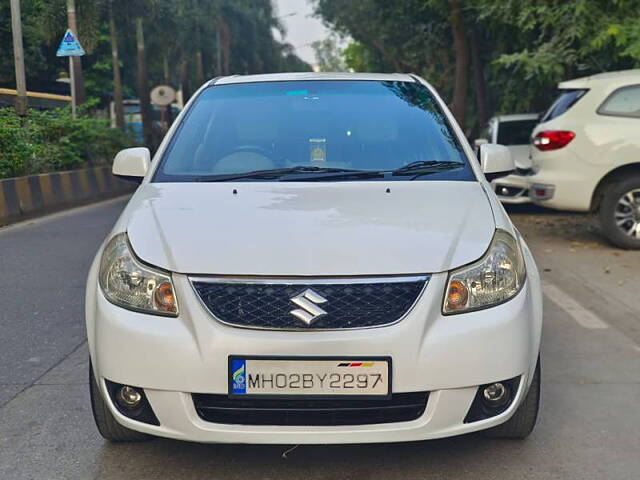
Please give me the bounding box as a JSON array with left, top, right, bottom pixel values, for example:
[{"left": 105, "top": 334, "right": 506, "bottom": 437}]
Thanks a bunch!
[
  {"left": 66, "top": 0, "right": 85, "bottom": 106},
  {"left": 69, "top": 58, "right": 77, "bottom": 118},
  {"left": 9, "top": 0, "right": 27, "bottom": 116}
]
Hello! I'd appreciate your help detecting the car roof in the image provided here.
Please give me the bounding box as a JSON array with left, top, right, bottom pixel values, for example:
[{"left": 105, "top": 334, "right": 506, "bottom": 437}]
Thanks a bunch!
[
  {"left": 559, "top": 69, "right": 640, "bottom": 90},
  {"left": 213, "top": 72, "right": 417, "bottom": 85},
  {"left": 492, "top": 114, "right": 539, "bottom": 123}
]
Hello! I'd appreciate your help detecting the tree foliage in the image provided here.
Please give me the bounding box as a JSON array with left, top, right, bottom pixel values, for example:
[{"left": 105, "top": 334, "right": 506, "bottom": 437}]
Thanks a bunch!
[
  {"left": 312, "top": 35, "right": 347, "bottom": 72},
  {"left": 313, "top": 0, "right": 640, "bottom": 132},
  {"left": 0, "top": 107, "right": 131, "bottom": 178},
  {"left": 1, "top": 0, "right": 311, "bottom": 106}
]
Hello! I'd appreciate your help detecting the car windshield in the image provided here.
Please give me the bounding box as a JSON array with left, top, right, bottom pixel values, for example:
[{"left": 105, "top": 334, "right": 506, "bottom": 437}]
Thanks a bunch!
[{"left": 153, "top": 80, "right": 474, "bottom": 182}]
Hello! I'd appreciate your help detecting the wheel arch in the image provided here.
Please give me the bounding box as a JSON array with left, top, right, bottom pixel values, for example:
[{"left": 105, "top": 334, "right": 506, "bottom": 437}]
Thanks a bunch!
[{"left": 590, "top": 163, "right": 640, "bottom": 212}]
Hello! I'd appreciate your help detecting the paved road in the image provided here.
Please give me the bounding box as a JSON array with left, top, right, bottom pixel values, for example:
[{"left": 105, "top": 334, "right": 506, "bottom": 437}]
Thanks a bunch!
[{"left": 0, "top": 199, "right": 639, "bottom": 479}]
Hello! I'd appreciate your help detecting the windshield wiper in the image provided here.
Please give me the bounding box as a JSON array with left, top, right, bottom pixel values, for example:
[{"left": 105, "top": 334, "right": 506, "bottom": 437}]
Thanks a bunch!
[
  {"left": 194, "top": 162, "right": 462, "bottom": 182},
  {"left": 281, "top": 170, "right": 385, "bottom": 182},
  {"left": 194, "top": 166, "right": 368, "bottom": 182},
  {"left": 392, "top": 160, "right": 463, "bottom": 175}
]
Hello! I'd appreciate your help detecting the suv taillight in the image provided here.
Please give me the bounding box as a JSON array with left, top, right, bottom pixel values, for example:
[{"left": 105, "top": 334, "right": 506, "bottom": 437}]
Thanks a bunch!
[{"left": 533, "top": 131, "right": 575, "bottom": 151}]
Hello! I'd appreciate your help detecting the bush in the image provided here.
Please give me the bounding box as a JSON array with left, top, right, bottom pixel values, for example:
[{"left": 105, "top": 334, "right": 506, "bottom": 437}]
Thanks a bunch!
[{"left": 0, "top": 107, "right": 134, "bottom": 179}]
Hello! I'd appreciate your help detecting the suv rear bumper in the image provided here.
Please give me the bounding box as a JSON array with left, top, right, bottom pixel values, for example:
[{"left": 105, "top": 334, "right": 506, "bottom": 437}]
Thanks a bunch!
[{"left": 528, "top": 149, "right": 599, "bottom": 211}]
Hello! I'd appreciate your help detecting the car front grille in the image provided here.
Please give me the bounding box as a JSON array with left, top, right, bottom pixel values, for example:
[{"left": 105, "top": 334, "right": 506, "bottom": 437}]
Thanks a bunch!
[
  {"left": 190, "top": 276, "right": 428, "bottom": 330},
  {"left": 192, "top": 392, "right": 429, "bottom": 426}
]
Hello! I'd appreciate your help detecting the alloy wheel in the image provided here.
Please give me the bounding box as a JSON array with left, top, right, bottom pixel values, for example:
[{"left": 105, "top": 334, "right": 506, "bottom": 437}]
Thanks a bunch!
[{"left": 614, "top": 189, "right": 640, "bottom": 238}]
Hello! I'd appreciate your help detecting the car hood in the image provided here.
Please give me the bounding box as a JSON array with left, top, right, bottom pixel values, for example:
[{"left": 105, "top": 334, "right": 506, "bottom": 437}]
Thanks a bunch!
[{"left": 125, "top": 181, "right": 495, "bottom": 276}]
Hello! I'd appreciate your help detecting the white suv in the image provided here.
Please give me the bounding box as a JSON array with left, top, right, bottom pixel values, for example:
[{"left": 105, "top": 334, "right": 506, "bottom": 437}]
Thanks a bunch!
[
  {"left": 529, "top": 69, "right": 640, "bottom": 248},
  {"left": 86, "top": 73, "right": 542, "bottom": 444}
]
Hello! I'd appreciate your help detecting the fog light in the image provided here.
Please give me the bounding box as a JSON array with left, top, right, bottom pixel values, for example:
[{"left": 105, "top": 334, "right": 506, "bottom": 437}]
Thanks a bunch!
[
  {"left": 465, "top": 376, "right": 520, "bottom": 423},
  {"left": 116, "top": 385, "right": 142, "bottom": 409},
  {"left": 482, "top": 382, "right": 509, "bottom": 408}
]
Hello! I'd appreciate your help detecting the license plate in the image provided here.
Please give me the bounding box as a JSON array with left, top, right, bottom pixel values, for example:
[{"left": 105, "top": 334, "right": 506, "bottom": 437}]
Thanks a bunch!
[{"left": 228, "top": 357, "right": 391, "bottom": 397}]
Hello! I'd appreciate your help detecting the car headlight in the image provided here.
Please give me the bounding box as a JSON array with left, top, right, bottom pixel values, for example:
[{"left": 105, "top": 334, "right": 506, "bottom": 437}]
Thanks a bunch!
[
  {"left": 98, "top": 233, "right": 178, "bottom": 316},
  {"left": 443, "top": 229, "right": 525, "bottom": 314}
]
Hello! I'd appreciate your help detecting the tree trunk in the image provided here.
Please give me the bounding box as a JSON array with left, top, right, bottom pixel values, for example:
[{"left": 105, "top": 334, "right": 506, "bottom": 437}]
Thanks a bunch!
[
  {"left": 67, "top": 0, "right": 85, "bottom": 105},
  {"left": 195, "top": 51, "right": 204, "bottom": 86},
  {"left": 470, "top": 26, "right": 488, "bottom": 131},
  {"left": 449, "top": 0, "right": 469, "bottom": 128},
  {"left": 109, "top": 4, "right": 124, "bottom": 131},
  {"left": 9, "top": 0, "right": 28, "bottom": 116},
  {"left": 215, "top": 28, "right": 222, "bottom": 75},
  {"left": 180, "top": 59, "right": 191, "bottom": 104},
  {"left": 136, "top": 17, "right": 152, "bottom": 146},
  {"left": 217, "top": 16, "right": 231, "bottom": 75},
  {"left": 163, "top": 55, "right": 170, "bottom": 84}
]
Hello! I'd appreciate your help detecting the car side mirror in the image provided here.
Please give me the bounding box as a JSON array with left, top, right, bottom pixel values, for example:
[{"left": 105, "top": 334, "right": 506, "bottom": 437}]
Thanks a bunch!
[
  {"left": 112, "top": 147, "right": 150, "bottom": 183},
  {"left": 479, "top": 144, "right": 515, "bottom": 181}
]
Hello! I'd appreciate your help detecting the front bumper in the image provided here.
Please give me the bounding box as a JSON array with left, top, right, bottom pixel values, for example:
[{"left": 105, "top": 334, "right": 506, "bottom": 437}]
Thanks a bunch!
[{"left": 86, "top": 262, "right": 542, "bottom": 444}]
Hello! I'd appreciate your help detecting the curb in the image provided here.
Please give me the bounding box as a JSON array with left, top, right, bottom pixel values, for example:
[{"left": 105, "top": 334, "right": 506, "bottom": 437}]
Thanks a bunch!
[{"left": 0, "top": 167, "right": 135, "bottom": 226}]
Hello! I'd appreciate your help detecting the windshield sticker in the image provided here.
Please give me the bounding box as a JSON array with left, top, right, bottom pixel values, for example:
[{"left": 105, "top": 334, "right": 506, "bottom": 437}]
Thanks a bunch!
[{"left": 310, "top": 138, "right": 327, "bottom": 164}]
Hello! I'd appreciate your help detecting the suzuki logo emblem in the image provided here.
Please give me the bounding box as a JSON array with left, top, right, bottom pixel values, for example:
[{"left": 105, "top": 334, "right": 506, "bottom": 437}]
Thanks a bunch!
[{"left": 290, "top": 288, "right": 328, "bottom": 325}]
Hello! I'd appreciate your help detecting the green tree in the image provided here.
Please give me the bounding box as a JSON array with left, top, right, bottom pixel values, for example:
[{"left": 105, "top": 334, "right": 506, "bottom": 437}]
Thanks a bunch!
[
  {"left": 312, "top": 35, "right": 347, "bottom": 71},
  {"left": 1, "top": 0, "right": 311, "bottom": 109},
  {"left": 314, "top": 0, "right": 640, "bottom": 133}
]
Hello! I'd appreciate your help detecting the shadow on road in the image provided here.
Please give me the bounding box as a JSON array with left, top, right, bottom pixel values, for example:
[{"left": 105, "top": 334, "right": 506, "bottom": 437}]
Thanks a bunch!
[{"left": 93, "top": 433, "right": 535, "bottom": 479}]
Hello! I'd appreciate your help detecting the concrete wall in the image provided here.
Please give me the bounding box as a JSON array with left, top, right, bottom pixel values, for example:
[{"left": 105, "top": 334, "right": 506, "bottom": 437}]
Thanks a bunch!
[{"left": 0, "top": 167, "right": 135, "bottom": 226}]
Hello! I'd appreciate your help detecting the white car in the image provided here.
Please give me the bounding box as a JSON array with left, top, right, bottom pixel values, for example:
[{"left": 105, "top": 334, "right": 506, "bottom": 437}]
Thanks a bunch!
[
  {"left": 477, "top": 114, "right": 539, "bottom": 204},
  {"left": 528, "top": 69, "right": 640, "bottom": 248},
  {"left": 86, "top": 72, "right": 543, "bottom": 444}
]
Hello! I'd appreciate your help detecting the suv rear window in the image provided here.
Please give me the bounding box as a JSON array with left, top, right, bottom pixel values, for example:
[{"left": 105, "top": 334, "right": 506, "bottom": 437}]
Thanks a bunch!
[
  {"left": 598, "top": 85, "right": 640, "bottom": 118},
  {"left": 154, "top": 80, "right": 474, "bottom": 183},
  {"left": 497, "top": 119, "right": 538, "bottom": 145},
  {"left": 541, "top": 89, "right": 588, "bottom": 122}
]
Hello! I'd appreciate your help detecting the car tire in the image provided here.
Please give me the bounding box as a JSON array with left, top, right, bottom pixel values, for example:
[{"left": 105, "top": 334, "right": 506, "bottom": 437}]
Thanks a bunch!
[
  {"left": 89, "top": 363, "right": 151, "bottom": 443},
  {"left": 599, "top": 176, "right": 640, "bottom": 249},
  {"left": 483, "top": 357, "right": 540, "bottom": 439}
]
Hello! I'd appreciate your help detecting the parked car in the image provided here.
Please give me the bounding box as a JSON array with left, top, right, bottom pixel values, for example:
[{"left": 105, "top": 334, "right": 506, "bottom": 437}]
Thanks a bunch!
[
  {"left": 87, "top": 73, "right": 542, "bottom": 445},
  {"left": 476, "top": 114, "right": 540, "bottom": 204},
  {"left": 528, "top": 69, "right": 640, "bottom": 248}
]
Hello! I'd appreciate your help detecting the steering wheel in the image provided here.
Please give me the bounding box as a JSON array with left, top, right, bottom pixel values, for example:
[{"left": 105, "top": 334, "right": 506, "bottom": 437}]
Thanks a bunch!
[
  {"left": 212, "top": 145, "right": 278, "bottom": 174},
  {"left": 224, "top": 145, "right": 273, "bottom": 160}
]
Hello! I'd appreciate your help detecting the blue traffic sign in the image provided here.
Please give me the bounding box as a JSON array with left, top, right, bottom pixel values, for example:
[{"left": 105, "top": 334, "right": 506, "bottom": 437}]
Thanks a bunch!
[{"left": 56, "top": 29, "right": 85, "bottom": 57}]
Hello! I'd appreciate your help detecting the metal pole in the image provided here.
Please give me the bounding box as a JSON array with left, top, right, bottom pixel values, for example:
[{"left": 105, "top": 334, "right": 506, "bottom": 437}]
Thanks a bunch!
[
  {"left": 9, "top": 0, "right": 27, "bottom": 116},
  {"left": 69, "top": 57, "right": 77, "bottom": 119},
  {"left": 66, "top": 0, "right": 85, "bottom": 105}
]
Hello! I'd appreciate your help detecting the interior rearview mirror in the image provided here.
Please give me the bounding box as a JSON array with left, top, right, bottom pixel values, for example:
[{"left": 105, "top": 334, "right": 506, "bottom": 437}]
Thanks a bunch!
[
  {"left": 112, "top": 147, "right": 150, "bottom": 183},
  {"left": 479, "top": 144, "right": 515, "bottom": 181}
]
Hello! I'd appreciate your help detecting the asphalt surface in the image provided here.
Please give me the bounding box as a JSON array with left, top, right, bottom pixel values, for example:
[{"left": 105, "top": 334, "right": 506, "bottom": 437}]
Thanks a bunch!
[{"left": 0, "top": 198, "right": 639, "bottom": 479}]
